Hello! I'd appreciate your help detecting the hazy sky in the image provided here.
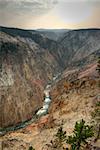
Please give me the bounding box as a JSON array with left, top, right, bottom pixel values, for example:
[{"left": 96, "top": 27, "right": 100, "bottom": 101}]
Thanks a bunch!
[{"left": 0, "top": 0, "right": 100, "bottom": 29}]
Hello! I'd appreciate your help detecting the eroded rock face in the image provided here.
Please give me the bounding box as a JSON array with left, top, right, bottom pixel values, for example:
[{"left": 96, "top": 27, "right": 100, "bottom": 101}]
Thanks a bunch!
[
  {"left": 0, "top": 30, "right": 61, "bottom": 128},
  {"left": 49, "top": 64, "right": 99, "bottom": 115},
  {"left": 58, "top": 29, "right": 100, "bottom": 68},
  {"left": 0, "top": 27, "right": 100, "bottom": 128}
]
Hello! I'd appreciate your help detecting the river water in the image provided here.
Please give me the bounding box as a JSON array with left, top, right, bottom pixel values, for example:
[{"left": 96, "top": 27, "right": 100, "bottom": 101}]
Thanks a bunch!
[
  {"left": 36, "top": 84, "right": 51, "bottom": 116},
  {"left": 0, "top": 73, "right": 61, "bottom": 136},
  {"left": 0, "top": 84, "right": 52, "bottom": 136}
]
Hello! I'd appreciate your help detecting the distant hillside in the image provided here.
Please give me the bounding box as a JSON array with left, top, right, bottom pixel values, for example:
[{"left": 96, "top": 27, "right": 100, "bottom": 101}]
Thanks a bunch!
[
  {"left": 37, "top": 29, "right": 70, "bottom": 41},
  {"left": 58, "top": 29, "right": 100, "bottom": 68}
]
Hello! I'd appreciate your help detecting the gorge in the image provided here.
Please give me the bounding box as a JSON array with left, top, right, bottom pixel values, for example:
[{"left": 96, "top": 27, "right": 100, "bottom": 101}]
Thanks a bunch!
[
  {"left": 0, "top": 82, "right": 53, "bottom": 135},
  {"left": 0, "top": 26, "right": 100, "bottom": 130}
]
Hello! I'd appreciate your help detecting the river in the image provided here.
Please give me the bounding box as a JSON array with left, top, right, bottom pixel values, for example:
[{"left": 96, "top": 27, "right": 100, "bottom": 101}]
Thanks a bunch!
[
  {"left": 0, "top": 73, "right": 61, "bottom": 136},
  {"left": 36, "top": 84, "right": 51, "bottom": 116},
  {"left": 0, "top": 84, "right": 52, "bottom": 136}
]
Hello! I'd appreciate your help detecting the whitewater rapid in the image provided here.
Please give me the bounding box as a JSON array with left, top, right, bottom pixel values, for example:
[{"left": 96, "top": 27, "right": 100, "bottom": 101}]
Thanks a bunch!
[{"left": 36, "top": 84, "right": 52, "bottom": 116}]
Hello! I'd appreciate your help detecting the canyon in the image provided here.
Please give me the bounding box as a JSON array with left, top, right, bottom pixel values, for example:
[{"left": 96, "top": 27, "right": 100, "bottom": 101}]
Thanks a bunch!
[
  {"left": 0, "top": 26, "right": 100, "bottom": 149},
  {"left": 0, "top": 63, "right": 100, "bottom": 150},
  {"left": 0, "top": 26, "right": 100, "bottom": 128}
]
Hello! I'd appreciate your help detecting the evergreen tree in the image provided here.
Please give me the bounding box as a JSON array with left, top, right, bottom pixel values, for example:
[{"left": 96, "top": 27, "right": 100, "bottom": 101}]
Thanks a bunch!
[
  {"left": 28, "top": 146, "right": 35, "bottom": 150},
  {"left": 49, "top": 126, "right": 67, "bottom": 149},
  {"left": 55, "top": 126, "right": 66, "bottom": 147},
  {"left": 66, "top": 119, "right": 94, "bottom": 150}
]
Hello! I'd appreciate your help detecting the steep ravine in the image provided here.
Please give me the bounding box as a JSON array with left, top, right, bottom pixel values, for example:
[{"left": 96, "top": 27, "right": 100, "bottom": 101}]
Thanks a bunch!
[
  {"left": 0, "top": 71, "right": 61, "bottom": 135},
  {"left": 0, "top": 81, "right": 54, "bottom": 136},
  {"left": 0, "top": 64, "right": 99, "bottom": 150},
  {"left": 0, "top": 30, "right": 61, "bottom": 128},
  {"left": 0, "top": 26, "right": 100, "bottom": 130}
]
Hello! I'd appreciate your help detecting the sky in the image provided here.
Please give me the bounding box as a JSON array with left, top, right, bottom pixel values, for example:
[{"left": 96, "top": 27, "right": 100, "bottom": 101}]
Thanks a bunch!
[{"left": 0, "top": 0, "right": 100, "bottom": 29}]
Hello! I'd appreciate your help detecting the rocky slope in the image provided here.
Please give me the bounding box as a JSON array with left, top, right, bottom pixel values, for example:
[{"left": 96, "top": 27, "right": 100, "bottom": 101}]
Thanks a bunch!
[
  {"left": 0, "top": 27, "right": 61, "bottom": 128},
  {"left": 37, "top": 29, "right": 100, "bottom": 68},
  {"left": 37, "top": 29, "right": 70, "bottom": 41},
  {"left": 58, "top": 29, "right": 100, "bottom": 68},
  {"left": 0, "top": 26, "right": 100, "bottom": 129},
  {"left": 0, "top": 63, "right": 99, "bottom": 150}
]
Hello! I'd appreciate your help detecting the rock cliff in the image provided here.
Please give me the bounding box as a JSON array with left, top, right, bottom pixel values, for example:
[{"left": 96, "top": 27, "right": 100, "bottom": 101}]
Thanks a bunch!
[{"left": 0, "top": 27, "right": 61, "bottom": 128}]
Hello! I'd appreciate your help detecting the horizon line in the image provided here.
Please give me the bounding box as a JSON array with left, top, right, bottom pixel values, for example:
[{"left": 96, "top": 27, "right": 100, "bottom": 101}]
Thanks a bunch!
[{"left": 0, "top": 25, "right": 100, "bottom": 31}]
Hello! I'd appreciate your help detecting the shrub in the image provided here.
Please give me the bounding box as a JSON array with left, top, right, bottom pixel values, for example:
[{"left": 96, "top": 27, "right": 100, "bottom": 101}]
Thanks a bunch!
[
  {"left": 28, "top": 146, "right": 35, "bottom": 150},
  {"left": 55, "top": 126, "right": 66, "bottom": 147},
  {"left": 66, "top": 119, "right": 94, "bottom": 150}
]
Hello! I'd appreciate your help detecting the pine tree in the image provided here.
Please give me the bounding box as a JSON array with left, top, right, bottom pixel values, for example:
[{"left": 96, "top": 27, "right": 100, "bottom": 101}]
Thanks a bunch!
[
  {"left": 55, "top": 126, "right": 66, "bottom": 147},
  {"left": 49, "top": 126, "right": 67, "bottom": 149},
  {"left": 66, "top": 119, "right": 94, "bottom": 150},
  {"left": 28, "top": 146, "right": 35, "bottom": 150}
]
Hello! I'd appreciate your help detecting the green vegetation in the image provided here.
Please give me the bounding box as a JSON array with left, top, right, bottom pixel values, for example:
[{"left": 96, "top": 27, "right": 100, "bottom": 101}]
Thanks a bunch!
[
  {"left": 43, "top": 119, "right": 94, "bottom": 150},
  {"left": 48, "top": 126, "right": 67, "bottom": 149},
  {"left": 55, "top": 126, "right": 66, "bottom": 148},
  {"left": 66, "top": 119, "right": 94, "bottom": 150},
  {"left": 28, "top": 146, "right": 35, "bottom": 150}
]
